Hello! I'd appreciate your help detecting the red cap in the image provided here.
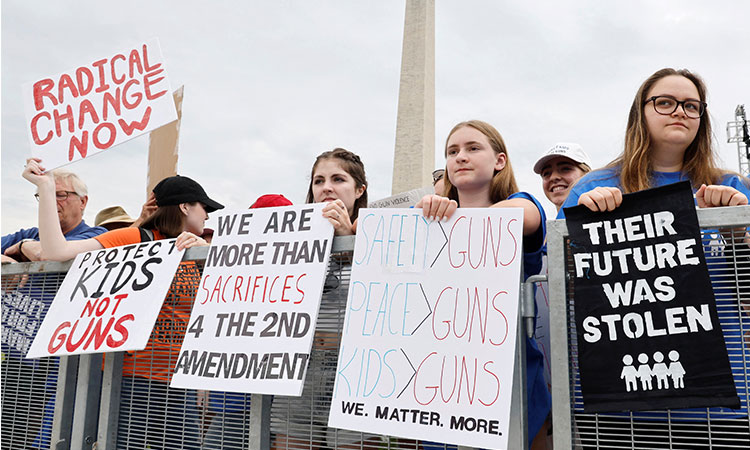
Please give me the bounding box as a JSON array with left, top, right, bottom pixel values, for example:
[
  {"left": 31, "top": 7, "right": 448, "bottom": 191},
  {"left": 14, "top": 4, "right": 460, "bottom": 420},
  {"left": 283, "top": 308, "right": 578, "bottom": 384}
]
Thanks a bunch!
[{"left": 250, "top": 194, "right": 293, "bottom": 209}]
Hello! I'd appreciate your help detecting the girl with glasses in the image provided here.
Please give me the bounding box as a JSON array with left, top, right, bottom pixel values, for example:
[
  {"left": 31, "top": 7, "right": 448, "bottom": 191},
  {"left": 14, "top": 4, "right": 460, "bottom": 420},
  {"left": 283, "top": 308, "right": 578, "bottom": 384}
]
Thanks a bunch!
[
  {"left": 557, "top": 68, "right": 749, "bottom": 216},
  {"left": 556, "top": 69, "right": 750, "bottom": 447}
]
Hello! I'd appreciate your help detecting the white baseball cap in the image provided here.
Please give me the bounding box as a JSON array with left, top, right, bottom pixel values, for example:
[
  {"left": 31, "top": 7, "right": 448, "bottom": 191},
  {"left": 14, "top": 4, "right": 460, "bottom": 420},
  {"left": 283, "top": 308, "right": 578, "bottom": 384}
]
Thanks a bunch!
[{"left": 533, "top": 142, "right": 592, "bottom": 174}]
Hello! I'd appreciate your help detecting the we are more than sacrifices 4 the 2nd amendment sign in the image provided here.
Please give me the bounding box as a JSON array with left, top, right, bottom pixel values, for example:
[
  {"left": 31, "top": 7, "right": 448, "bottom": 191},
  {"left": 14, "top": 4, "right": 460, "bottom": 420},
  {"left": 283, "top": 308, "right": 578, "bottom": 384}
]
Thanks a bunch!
[
  {"left": 328, "top": 208, "right": 524, "bottom": 450},
  {"left": 170, "top": 204, "right": 333, "bottom": 396}
]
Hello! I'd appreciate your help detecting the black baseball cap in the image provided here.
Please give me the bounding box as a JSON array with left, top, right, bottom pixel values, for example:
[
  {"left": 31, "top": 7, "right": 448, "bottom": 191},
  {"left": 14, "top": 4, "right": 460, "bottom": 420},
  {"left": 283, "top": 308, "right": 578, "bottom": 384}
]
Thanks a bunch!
[{"left": 153, "top": 175, "right": 224, "bottom": 213}]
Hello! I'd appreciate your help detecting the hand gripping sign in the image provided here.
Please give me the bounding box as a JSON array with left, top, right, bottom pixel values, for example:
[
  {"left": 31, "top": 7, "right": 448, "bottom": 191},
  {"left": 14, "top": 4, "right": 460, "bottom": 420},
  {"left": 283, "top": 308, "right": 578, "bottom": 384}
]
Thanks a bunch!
[
  {"left": 328, "top": 208, "right": 524, "bottom": 450},
  {"left": 23, "top": 38, "right": 177, "bottom": 170},
  {"left": 170, "top": 204, "right": 334, "bottom": 396},
  {"left": 26, "top": 240, "right": 183, "bottom": 358}
]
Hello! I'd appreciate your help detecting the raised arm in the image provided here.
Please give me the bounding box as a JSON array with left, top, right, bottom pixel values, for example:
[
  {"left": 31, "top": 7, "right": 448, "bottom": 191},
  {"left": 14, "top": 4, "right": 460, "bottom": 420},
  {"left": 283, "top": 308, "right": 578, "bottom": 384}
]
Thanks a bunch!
[{"left": 22, "top": 158, "right": 103, "bottom": 261}]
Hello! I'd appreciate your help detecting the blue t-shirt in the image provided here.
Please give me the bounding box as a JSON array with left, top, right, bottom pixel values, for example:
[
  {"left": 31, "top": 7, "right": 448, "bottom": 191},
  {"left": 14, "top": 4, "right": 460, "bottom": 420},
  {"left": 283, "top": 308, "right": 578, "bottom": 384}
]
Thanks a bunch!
[
  {"left": 556, "top": 167, "right": 750, "bottom": 219},
  {"left": 2, "top": 220, "right": 107, "bottom": 252},
  {"left": 555, "top": 167, "right": 750, "bottom": 417}
]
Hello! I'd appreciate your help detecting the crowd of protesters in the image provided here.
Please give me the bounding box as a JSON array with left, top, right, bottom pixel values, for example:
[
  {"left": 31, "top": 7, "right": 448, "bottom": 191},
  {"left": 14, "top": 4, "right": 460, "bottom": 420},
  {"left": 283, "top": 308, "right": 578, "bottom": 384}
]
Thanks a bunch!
[{"left": 3, "top": 67, "right": 750, "bottom": 449}]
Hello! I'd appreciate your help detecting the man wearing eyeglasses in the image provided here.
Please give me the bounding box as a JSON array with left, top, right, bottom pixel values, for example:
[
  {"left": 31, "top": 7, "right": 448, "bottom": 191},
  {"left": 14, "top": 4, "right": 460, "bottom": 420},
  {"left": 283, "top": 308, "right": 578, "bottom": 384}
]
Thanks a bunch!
[{"left": 1, "top": 169, "right": 106, "bottom": 263}]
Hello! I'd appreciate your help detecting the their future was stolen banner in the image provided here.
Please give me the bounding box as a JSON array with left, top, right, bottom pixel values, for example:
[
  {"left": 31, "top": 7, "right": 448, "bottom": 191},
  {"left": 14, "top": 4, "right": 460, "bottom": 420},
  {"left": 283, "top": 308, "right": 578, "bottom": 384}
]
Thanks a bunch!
[
  {"left": 26, "top": 240, "right": 184, "bottom": 358},
  {"left": 564, "top": 181, "right": 739, "bottom": 412},
  {"left": 328, "top": 208, "right": 524, "bottom": 450},
  {"left": 23, "top": 38, "right": 177, "bottom": 170},
  {"left": 170, "top": 204, "right": 334, "bottom": 396}
]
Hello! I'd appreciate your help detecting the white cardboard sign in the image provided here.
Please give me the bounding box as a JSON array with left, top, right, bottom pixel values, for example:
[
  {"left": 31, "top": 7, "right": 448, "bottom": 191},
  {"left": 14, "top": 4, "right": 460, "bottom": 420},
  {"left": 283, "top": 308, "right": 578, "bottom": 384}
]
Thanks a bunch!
[
  {"left": 170, "top": 204, "right": 334, "bottom": 396},
  {"left": 26, "top": 239, "right": 184, "bottom": 358},
  {"left": 23, "top": 38, "right": 177, "bottom": 170},
  {"left": 328, "top": 208, "right": 524, "bottom": 450}
]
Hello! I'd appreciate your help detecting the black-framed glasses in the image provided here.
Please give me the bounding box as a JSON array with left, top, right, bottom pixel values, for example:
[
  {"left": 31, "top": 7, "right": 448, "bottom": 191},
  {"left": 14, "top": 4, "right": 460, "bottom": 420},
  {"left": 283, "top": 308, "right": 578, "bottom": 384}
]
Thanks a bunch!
[
  {"left": 34, "top": 191, "right": 79, "bottom": 202},
  {"left": 644, "top": 95, "right": 706, "bottom": 119},
  {"left": 432, "top": 169, "right": 445, "bottom": 184}
]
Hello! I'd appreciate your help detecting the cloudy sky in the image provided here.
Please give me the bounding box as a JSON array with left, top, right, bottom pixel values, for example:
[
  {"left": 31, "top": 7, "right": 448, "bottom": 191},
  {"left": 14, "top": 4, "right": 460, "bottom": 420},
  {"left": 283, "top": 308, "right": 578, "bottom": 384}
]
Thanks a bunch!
[{"left": 2, "top": 0, "right": 749, "bottom": 235}]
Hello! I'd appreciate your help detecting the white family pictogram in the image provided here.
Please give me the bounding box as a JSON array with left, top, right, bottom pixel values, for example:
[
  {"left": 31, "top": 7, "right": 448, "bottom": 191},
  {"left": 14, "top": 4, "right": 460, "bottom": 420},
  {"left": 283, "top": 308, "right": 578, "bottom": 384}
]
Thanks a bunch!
[{"left": 621, "top": 350, "right": 685, "bottom": 392}]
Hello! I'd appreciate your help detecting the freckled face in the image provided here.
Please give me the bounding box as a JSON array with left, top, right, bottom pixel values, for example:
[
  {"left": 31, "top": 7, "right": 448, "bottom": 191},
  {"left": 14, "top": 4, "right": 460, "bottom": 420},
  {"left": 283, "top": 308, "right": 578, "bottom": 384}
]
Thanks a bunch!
[
  {"left": 540, "top": 156, "right": 586, "bottom": 208},
  {"left": 311, "top": 159, "right": 364, "bottom": 218}
]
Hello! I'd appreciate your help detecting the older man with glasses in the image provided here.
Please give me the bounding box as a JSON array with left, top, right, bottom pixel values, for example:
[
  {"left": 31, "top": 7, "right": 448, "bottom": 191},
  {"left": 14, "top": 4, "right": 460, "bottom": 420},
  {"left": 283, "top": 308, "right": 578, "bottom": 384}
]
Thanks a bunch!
[{"left": 2, "top": 169, "right": 106, "bottom": 263}]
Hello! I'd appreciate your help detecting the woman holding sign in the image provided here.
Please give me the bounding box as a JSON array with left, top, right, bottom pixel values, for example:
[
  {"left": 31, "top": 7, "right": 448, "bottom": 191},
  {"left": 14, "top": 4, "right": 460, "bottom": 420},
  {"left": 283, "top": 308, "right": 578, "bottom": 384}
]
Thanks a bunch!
[
  {"left": 556, "top": 69, "right": 750, "bottom": 446},
  {"left": 23, "top": 160, "right": 224, "bottom": 449},
  {"left": 557, "top": 68, "right": 750, "bottom": 216},
  {"left": 270, "top": 148, "right": 381, "bottom": 450},
  {"left": 417, "top": 120, "right": 551, "bottom": 449}
]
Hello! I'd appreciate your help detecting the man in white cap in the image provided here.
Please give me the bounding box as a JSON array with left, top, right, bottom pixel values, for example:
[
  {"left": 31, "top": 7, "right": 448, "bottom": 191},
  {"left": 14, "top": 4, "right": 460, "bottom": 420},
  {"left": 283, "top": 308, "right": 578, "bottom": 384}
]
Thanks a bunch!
[{"left": 533, "top": 142, "right": 593, "bottom": 211}]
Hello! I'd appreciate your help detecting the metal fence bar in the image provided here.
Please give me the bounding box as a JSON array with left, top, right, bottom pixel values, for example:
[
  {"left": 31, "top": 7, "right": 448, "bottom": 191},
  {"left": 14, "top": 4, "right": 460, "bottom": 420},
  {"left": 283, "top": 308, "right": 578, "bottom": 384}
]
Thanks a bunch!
[
  {"left": 51, "top": 355, "right": 78, "bottom": 450},
  {"left": 70, "top": 354, "right": 103, "bottom": 450},
  {"left": 547, "top": 218, "right": 573, "bottom": 450},
  {"left": 96, "top": 352, "right": 124, "bottom": 450},
  {"left": 248, "top": 394, "right": 272, "bottom": 450}
]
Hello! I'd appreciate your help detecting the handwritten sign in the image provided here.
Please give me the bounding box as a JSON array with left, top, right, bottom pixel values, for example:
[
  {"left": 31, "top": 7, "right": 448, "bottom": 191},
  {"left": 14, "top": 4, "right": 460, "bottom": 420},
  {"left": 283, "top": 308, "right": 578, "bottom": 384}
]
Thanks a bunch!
[
  {"left": 328, "top": 208, "right": 524, "bottom": 449},
  {"left": 564, "top": 182, "right": 739, "bottom": 412},
  {"left": 26, "top": 240, "right": 183, "bottom": 358},
  {"left": 22, "top": 38, "right": 177, "bottom": 170},
  {"left": 170, "top": 204, "right": 334, "bottom": 396}
]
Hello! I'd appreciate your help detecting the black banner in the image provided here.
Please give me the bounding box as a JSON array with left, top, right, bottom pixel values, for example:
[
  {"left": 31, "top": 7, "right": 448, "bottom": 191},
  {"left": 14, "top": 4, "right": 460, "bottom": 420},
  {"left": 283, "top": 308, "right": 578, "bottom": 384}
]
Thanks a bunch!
[{"left": 564, "top": 181, "right": 739, "bottom": 412}]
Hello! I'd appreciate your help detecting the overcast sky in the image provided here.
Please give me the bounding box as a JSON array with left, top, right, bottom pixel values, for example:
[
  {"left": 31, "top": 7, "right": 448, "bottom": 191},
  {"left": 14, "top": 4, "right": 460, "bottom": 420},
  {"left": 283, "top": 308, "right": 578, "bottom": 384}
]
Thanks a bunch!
[{"left": 3, "top": 0, "right": 749, "bottom": 235}]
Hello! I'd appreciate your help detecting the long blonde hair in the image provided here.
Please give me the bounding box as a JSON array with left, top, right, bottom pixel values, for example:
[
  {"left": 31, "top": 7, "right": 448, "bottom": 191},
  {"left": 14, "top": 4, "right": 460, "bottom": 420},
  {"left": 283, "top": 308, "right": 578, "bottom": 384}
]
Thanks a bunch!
[
  {"left": 611, "top": 68, "right": 722, "bottom": 193},
  {"left": 441, "top": 120, "right": 519, "bottom": 205}
]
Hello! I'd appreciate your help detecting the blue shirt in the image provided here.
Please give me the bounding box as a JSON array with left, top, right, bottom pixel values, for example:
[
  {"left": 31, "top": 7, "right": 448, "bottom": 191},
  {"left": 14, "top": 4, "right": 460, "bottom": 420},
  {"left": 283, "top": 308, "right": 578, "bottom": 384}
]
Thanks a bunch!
[
  {"left": 556, "top": 168, "right": 750, "bottom": 219},
  {"left": 2, "top": 220, "right": 107, "bottom": 252}
]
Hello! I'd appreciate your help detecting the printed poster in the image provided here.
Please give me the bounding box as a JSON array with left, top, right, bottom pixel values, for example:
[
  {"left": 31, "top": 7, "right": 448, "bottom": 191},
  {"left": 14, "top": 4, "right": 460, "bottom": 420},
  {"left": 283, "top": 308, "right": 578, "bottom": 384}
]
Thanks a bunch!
[
  {"left": 564, "top": 181, "right": 739, "bottom": 412},
  {"left": 170, "top": 204, "right": 334, "bottom": 396}
]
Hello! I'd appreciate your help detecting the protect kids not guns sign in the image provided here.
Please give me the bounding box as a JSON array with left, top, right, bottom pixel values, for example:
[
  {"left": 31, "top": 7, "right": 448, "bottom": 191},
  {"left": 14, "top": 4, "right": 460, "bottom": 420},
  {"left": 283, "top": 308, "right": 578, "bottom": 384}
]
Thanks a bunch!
[
  {"left": 170, "top": 204, "right": 334, "bottom": 396},
  {"left": 26, "top": 240, "right": 183, "bottom": 358},
  {"left": 23, "top": 38, "right": 177, "bottom": 170},
  {"left": 328, "top": 208, "right": 524, "bottom": 450},
  {"left": 564, "top": 182, "right": 739, "bottom": 412}
]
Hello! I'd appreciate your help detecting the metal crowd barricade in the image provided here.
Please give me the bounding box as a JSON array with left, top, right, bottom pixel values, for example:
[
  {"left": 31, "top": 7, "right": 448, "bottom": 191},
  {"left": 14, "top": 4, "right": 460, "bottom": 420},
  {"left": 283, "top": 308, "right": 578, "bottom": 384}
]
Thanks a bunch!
[
  {"left": 1, "top": 236, "right": 531, "bottom": 450},
  {"left": 548, "top": 206, "right": 750, "bottom": 450}
]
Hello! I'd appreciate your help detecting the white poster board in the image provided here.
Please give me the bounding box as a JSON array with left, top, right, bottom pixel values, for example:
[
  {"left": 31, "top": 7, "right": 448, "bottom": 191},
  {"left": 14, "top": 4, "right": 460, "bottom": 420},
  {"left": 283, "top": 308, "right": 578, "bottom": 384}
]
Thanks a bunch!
[
  {"left": 26, "top": 240, "right": 183, "bottom": 358},
  {"left": 23, "top": 38, "right": 177, "bottom": 170},
  {"left": 328, "top": 208, "right": 524, "bottom": 450},
  {"left": 170, "top": 204, "right": 334, "bottom": 396}
]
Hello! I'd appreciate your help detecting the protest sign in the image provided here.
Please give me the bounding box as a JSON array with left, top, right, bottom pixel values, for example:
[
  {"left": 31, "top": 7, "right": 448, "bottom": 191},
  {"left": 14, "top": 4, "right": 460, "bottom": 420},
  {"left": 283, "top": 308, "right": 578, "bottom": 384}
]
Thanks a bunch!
[
  {"left": 328, "top": 208, "right": 524, "bottom": 450},
  {"left": 26, "top": 239, "right": 183, "bottom": 358},
  {"left": 169, "top": 204, "right": 334, "bottom": 396},
  {"left": 23, "top": 38, "right": 177, "bottom": 170},
  {"left": 564, "top": 182, "right": 739, "bottom": 412},
  {"left": 3, "top": 289, "right": 51, "bottom": 360},
  {"left": 368, "top": 187, "right": 433, "bottom": 209}
]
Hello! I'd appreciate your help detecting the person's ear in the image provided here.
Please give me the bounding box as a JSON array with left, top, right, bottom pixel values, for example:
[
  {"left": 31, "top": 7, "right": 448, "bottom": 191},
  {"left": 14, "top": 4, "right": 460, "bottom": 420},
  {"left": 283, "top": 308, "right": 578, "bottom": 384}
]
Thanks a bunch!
[
  {"left": 79, "top": 195, "right": 89, "bottom": 211},
  {"left": 179, "top": 203, "right": 190, "bottom": 215},
  {"left": 495, "top": 152, "right": 507, "bottom": 172},
  {"left": 355, "top": 185, "right": 366, "bottom": 200}
]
